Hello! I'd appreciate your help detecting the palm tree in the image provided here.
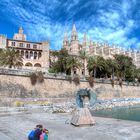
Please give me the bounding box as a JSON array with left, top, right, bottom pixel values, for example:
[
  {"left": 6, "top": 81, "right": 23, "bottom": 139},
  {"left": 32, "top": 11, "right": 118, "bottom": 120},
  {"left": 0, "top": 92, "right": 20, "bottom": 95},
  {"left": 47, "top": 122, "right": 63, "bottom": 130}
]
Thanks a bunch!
[
  {"left": 49, "top": 48, "right": 69, "bottom": 73},
  {"left": 105, "top": 58, "right": 118, "bottom": 87},
  {"left": 135, "top": 68, "right": 140, "bottom": 82},
  {"left": 114, "top": 54, "right": 134, "bottom": 80},
  {"left": 79, "top": 50, "right": 88, "bottom": 76},
  {"left": 0, "top": 48, "right": 23, "bottom": 68},
  {"left": 87, "top": 56, "right": 105, "bottom": 78},
  {"left": 106, "top": 58, "right": 118, "bottom": 79},
  {"left": 66, "top": 55, "right": 82, "bottom": 75}
]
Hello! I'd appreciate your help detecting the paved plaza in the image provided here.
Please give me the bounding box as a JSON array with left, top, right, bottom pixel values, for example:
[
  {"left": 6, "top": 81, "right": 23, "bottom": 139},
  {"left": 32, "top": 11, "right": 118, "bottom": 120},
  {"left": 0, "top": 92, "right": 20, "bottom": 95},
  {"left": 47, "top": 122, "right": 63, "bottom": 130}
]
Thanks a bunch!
[{"left": 0, "top": 112, "right": 140, "bottom": 140}]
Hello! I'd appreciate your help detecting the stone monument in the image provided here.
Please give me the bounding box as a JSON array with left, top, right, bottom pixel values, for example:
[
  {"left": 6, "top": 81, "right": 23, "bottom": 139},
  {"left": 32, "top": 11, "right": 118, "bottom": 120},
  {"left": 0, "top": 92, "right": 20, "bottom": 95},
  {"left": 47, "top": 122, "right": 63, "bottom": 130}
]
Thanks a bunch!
[{"left": 71, "top": 89, "right": 96, "bottom": 126}]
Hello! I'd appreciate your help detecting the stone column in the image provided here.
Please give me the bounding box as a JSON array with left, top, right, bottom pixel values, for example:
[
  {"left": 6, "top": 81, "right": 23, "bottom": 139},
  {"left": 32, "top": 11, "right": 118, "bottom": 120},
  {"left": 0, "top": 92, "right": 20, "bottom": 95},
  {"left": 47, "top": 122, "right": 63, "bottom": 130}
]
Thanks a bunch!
[
  {"left": 37, "top": 52, "right": 39, "bottom": 59},
  {"left": 24, "top": 50, "right": 26, "bottom": 59}
]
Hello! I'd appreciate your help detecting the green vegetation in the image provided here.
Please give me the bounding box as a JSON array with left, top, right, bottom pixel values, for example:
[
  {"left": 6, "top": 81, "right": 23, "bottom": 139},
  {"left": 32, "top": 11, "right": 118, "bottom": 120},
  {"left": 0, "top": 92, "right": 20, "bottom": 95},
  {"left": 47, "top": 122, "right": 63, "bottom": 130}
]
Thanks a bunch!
[
  {"left": 30, "top": 71, "right": 44, "bottom": 85},
  {"left": 0, "top": 48, "right": 23, "bottom": 68},
  {"left": 49, "top": 48, "right": 140, "bottom": 87},
  {"left": 49, "top": 48, "right": 82, "bottom": 75},
  {"left": 14, "top": 101, "right": 23, "bottom": 107}
]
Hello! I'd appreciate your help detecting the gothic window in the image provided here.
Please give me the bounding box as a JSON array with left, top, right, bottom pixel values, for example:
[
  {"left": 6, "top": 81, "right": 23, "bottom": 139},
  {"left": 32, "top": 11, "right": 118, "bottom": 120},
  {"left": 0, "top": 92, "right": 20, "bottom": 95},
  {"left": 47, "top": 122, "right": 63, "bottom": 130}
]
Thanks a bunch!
[
  {"left": 11, "top": 42, "right": 15, "bottom": 46},
  {"left": 19, "top": 43, "right": 23, "bottom": 47},
  {"left": 25, "top": 51, "right": 29, "bottom": 59},
  {"left": 21, "top": 50, "right": 24, "bottom": 57},
  {"left": 26, "top": 44, "right": 30, "bottom": 48},
  {"left": 30, "top": 51, "right": 33, "bottom": 59},
  {"left": 38, "top": 52, "right": 42, "bottom": 59},
  {"left": 82, "top": 69, "right": 84, "bottom": 75},
  {"left": 33, "top": 44, "right": 37, "bottom": 49},
  {"left": 34, "top": 51, "right": 37, "bottom": 59}
]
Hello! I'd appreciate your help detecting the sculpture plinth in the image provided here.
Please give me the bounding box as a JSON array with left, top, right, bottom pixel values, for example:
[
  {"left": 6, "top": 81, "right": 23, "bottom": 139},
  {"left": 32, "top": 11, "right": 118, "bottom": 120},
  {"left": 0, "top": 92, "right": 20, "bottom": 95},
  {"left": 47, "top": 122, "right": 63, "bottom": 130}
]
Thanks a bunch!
[
  {"left": 71, "top": 89, "right": 96, "bottom": 126},
  {"left": 71, "top": 108, "right": 95, "bottom": 126}
]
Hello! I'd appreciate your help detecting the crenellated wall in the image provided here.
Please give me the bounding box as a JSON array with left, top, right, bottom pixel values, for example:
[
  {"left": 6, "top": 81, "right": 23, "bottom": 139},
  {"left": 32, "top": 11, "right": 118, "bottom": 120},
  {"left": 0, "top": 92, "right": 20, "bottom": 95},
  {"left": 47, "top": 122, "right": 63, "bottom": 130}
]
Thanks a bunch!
[{"left": 0, "top": 74, "right": 140, "bottom": 100}]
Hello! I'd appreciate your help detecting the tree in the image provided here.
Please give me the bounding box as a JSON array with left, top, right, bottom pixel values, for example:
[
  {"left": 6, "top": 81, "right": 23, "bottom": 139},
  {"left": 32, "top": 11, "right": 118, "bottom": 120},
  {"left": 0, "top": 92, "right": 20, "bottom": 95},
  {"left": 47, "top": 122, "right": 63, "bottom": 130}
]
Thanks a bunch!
[
  {"left": 79, "top": 50, "right": 88, "bottom": 76},
  {"left": 66, "top": 55, "right": 82, "bottom": 75},
  {"left": 134, "top": 68, "right": 140, "bottom": 82},
  {"left": 49, "top": 48, "right": 69, "bottom": 73},
  {"left": 0, "top": 48, "right": 23, "bottom": 68},
  {"left": 106, "top": 58, "right": 118, "bottom": 79},
  {"left": 87, "top": 56, "right": 105, "bottom": 78},
  {"left": 114, "top": 54, "right": 134, "bottom": 80}
]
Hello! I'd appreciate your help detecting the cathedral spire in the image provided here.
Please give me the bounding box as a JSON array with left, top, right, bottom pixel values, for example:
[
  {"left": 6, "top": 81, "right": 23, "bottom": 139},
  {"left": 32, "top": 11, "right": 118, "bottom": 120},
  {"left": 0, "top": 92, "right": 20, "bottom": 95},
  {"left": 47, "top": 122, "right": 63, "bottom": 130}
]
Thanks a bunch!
[
  {"left": 64, "top": 31, "right": 68, "bottom": 41},
  {"left": 72, "top": 24, "right": 77, "bottom": 33},
  {"left": 71, "top": 24, "right": 78, "bottom": 42},
  {"left": 63, "top": 31, "right": 69, "bottom": 49},
  {"left": 83, "top": 32, "right": 88, "bottom": 47}
]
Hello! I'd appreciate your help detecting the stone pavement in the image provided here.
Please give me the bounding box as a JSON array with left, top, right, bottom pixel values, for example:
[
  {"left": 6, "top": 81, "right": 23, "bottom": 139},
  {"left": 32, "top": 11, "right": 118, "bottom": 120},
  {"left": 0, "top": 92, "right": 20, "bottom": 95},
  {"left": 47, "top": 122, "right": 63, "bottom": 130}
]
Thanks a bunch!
[{"left": 0, "top": 112, "right": 140, "bottom": 140}]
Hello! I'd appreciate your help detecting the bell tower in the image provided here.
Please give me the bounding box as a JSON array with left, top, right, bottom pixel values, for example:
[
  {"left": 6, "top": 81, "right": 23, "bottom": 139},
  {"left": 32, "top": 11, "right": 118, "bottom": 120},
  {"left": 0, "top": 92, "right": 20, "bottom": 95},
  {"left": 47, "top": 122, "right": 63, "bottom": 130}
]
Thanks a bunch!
[{"left": 13, "top": 26, "right": 26, "bottom": 41}]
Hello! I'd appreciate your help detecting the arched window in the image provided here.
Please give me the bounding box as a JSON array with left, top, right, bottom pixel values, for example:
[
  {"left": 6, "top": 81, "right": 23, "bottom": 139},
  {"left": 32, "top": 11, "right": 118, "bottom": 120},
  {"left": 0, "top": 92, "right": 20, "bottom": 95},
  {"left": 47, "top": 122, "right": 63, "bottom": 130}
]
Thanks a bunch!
[
  {"left": 34, "top": 51, "right": 37, "bottom": 59},
  {"left": 34, "top": 63, "right": 41, "bottom": 67},
  {"left": 25, "top": 51, "right": 29, "bottom": 59},
  {"left": 38, "top": 52, "right": 42, "bottom": 59},
  {"left": 25, "top": 62, "right": 33, "bottom": 67},
  {"left": 21, "top": 50, "right": 24, "bottom": 57},
  {"left": 30, "top": 51, "right": 33, "bottom": 59},
  {"left": 82, "top": 69, "right": 84, "bottom": 75}
]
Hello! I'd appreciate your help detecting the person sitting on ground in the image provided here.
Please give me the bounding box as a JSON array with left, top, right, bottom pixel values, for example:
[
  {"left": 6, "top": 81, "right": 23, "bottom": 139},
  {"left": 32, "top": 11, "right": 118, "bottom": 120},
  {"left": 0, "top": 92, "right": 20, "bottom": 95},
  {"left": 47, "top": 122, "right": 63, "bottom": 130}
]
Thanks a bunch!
[
  {"left": 40, "top": 129, "right": 49, "bottom": 140},
  {"left": 28, "top": 125, "right": 40, "bottom": 140},
  {"left": 33, "top": 124, "right": 43, "bottom": 140}
]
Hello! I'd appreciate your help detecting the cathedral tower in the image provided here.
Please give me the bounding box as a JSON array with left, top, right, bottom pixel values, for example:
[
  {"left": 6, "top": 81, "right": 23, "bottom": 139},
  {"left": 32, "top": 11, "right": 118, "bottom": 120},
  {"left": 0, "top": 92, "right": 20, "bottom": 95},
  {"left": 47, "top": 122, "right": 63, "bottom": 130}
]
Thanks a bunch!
[
  {"left": 83, "top": 33, "right": 89, "bottom": 53},
  {"left": 70, "top": 24, "right": 79, "bottom": 55},
  {"left": 63, "top": 31, "right": 69, "bottom": 50}
]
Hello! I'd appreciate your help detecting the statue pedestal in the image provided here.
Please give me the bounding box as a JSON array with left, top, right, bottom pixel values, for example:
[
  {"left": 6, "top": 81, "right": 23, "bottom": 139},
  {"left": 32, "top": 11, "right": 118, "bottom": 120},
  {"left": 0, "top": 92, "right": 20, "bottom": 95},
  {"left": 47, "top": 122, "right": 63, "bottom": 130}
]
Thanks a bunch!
[{"left": 71, "top": 107, "right": 95, "bottom": 126}]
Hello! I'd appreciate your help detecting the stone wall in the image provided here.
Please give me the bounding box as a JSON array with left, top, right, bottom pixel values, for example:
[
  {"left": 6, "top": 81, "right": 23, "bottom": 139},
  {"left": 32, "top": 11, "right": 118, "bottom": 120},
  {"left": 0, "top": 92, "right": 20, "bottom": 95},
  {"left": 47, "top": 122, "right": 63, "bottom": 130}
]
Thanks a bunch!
[{"left": 0, "top": 74, "right": 140, "bottom": 100}]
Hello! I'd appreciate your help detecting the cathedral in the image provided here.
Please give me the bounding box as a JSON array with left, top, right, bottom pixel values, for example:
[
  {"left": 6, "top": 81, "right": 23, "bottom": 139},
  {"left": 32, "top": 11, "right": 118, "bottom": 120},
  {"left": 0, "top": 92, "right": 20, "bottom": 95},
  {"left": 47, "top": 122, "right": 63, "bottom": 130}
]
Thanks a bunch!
[{"left": 63, "top": 24, "right": 140, "bottom": 65}]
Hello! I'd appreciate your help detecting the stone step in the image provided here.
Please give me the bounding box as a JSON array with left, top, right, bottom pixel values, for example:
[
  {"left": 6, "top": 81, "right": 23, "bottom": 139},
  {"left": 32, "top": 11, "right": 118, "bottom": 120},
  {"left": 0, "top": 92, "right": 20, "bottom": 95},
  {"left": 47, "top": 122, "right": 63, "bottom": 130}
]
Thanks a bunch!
[{"left": 0, "top": 106, "right": 46, "bottom": 116}]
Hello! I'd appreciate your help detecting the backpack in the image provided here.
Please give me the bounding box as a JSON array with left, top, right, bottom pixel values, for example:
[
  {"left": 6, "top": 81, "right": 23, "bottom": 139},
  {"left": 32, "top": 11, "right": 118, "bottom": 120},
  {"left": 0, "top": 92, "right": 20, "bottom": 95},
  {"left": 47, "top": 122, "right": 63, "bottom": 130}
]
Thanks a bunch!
[{"left": 28, "top": 130, "right": 35, "bottom": 139}]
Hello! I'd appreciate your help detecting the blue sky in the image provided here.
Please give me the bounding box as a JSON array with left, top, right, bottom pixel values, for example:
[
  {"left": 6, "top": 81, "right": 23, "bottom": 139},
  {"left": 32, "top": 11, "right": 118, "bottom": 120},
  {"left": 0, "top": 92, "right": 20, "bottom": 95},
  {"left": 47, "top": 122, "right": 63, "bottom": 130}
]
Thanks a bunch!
[{"left": 0, "top": 0, "right": 140, "bottom": 50}]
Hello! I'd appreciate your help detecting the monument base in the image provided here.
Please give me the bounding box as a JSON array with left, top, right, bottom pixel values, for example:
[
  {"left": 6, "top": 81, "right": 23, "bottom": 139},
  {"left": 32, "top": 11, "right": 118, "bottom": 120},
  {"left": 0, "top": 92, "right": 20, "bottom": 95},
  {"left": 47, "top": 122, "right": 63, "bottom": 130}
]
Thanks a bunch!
[{"left": 71, "top": 108, "right": 95, "bottom": 126}]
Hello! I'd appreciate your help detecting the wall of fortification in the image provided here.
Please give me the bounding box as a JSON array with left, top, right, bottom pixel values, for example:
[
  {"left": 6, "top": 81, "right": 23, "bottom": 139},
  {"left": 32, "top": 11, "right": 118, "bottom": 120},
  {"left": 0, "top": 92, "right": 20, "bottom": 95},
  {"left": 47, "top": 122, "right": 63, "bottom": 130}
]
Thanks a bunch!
[{"left": 0, "top": 74, "right": 140, "bottom": 100}]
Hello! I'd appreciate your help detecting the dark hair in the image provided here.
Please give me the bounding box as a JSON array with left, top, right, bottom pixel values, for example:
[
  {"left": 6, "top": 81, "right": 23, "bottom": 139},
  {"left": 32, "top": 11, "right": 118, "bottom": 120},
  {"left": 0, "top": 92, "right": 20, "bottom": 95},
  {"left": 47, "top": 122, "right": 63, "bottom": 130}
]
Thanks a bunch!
[
  {"left": 36, "top": 124, "right": 43, "bottom": 128},
  {"left": 43, "top": 129, "right": 49, "bottom": 133}
]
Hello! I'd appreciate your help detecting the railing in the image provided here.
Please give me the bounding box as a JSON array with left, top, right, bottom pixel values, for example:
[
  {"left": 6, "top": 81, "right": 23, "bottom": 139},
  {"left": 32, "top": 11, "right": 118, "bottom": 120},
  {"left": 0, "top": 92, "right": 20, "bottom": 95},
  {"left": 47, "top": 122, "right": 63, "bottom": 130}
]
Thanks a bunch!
[
  {"left": 0, "top": 67, "right": 139, "bottom": 86},
  {"left": 0, "top": 67, "right": 35, "bottom": 76}
]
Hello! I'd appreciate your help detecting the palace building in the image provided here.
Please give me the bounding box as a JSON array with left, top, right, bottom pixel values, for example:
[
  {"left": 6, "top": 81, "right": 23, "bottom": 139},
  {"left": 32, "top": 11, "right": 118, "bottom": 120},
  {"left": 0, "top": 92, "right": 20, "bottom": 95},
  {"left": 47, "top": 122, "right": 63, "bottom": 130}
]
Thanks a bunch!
[{"left": 0, "top": 27, "right": 49, "bottom": 71}]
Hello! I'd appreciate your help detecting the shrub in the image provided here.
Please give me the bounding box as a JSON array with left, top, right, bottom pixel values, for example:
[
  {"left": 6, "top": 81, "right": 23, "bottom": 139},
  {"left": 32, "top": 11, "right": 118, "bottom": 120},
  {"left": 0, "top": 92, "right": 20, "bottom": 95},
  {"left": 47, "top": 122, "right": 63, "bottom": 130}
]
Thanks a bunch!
[
  {"left": 119, "top": 79, "right": 123, "bottom": 88},
  {"left": 15, "top": 101, "right": 23, "bottom": 107},
  {"left": 88, "top": 76, "right": 94, "bottom": 87},
  {"left": 73, "top": 75, "right": 80, "bottom": 86},
  {"left": 67, "top": 76, "right": 72, "bottom": 83},
  {"left": 30, "top": 73, "right": 37, "bottom": 85},
  {"left": 110, "top": 79, "right": 115, "bottom": 88},
  {"left": 37, "top": 71, "right": 44, "bottom": 83},
  {"left": 30, "top": 71, "right": 45, "bottom": 85}
]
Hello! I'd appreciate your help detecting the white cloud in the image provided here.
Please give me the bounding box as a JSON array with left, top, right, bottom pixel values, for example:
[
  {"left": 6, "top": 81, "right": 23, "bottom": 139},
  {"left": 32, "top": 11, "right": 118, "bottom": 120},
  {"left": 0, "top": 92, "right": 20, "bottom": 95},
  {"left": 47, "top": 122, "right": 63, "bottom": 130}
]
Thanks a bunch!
[{"left": 0, "top": 0, "right": 140, "bottom": 50}]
